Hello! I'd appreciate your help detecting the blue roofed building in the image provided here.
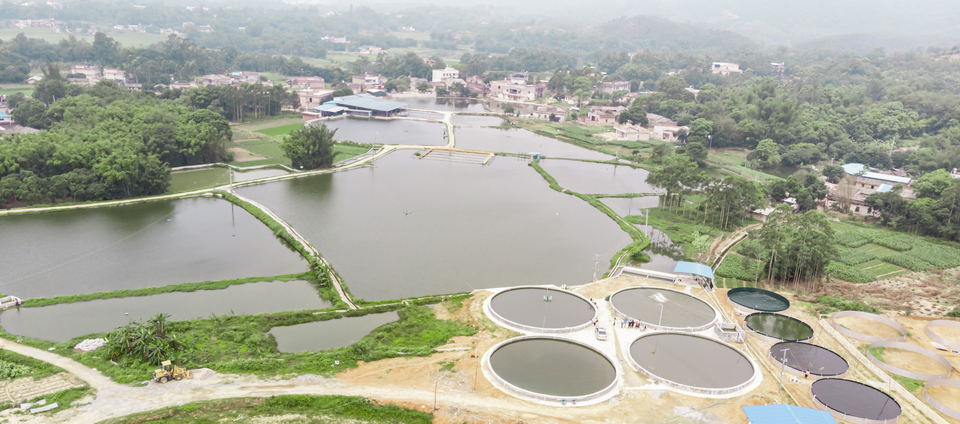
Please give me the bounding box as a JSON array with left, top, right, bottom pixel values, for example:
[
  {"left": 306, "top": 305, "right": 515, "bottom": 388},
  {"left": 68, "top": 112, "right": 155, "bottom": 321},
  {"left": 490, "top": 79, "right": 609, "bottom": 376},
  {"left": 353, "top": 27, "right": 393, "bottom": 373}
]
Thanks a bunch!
[
  {"left": 0, "top": 111, "right": 11, "bottom": 125},
  {"left": 330, "top": 94, "right": 408, "bottom": 117},
  {"left": 742, "top": 405, "right": 838, "bottom": 424}
]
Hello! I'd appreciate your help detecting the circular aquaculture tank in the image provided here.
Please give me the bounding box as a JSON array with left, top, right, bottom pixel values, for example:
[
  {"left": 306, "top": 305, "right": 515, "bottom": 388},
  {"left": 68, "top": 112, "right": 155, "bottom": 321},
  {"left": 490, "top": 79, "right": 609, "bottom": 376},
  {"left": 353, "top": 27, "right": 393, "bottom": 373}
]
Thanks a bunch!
[
  {"left": 486, "top": 287, "right": 596, "bottom": 333},
  {"left": 727, "top": 287, "right": 790, "bottom": 313},
  {"left": 811, "top": 378, "right": 901, "bottom": 424},
  {"left": 923, "top": 379, "right": 960, "bottom": 420},
  {"left": 770, "top": 342, "right": 848, "bottom": 379},
  {"left": 486, "top": 336, "right": 618, "bottom": 403},
  {"left": 627, "top": 333, "right": 757, "bottom": 395},
  {"left": 744, "top": 313, "right": 813, "bottom": 343},
  {"left": 830, "top": 311, "right": 906, "bottom": 343},
  {"left": 867, "top": 341, "right": 952, "bottom": 381},
  {"left": 609, "top": 287, "right": 718, "bottom": 331},
  {"left": 925, "top": 320, "right": 960, "bottom": 351}
]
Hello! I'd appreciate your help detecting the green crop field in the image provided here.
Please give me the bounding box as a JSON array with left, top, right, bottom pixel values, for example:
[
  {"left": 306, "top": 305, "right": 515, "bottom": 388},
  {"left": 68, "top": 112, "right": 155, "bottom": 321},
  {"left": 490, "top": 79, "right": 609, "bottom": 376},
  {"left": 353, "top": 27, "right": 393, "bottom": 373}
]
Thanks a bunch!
[
  {"left": 255, "top": 123, "right": 304, "bottom": 137},
  {"left": 0, "top": 28, "right": 166, "bottom": 47}
]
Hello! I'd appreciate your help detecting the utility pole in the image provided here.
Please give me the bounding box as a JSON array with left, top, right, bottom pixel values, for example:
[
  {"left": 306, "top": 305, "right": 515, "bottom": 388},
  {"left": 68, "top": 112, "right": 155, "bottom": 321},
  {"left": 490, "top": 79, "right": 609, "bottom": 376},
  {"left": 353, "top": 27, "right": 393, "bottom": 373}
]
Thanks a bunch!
[
  {"left": 434, "top": 375, "right": 440, "bottom": 411},
  {"left": 778, "top": 348, "right": 790, "bottom": 393}
]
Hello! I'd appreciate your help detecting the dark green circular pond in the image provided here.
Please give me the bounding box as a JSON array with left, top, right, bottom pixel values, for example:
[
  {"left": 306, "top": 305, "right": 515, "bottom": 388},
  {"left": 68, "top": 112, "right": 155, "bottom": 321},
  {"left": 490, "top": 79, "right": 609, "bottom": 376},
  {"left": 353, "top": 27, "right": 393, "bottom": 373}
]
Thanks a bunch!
[
  {"left": 489, "top": 287, "right": 595, "bottom": 330},
  {"left": 489, "top": 338, "right": 616, "bottom": 397},
  {"left": 727, "top": 287, "right": 789, "bottom": 313},
  {"left": 745, "top": 313, "right": 814, "bottom": 342}
]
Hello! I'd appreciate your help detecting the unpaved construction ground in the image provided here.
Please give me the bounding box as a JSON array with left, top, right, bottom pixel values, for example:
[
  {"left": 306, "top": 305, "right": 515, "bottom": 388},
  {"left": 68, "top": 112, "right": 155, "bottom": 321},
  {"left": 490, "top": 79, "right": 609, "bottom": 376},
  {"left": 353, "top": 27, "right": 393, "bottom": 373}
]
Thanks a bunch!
[{"left": 0, "top": 276, "right": 957, "bottom": 424}]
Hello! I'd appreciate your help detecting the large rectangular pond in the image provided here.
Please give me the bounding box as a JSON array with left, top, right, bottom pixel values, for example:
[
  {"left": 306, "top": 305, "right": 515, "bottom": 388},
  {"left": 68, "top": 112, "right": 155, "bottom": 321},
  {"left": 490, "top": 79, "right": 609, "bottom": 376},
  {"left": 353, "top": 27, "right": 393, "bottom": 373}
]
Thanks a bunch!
[
  {"left": 316, "top": 118, "right": 447, "bottom": 146},
  {"left": 402, "top": 97, "right": 486, "bottom": 112},
  {"left": 1, "top": 280, "right": 330, "bottom": 343},
  {"left": 452, "top": 115, "right": 504, "bottom": 127},
  {"left": 168, "top": 167, "right": 289, "bottom": 193},
  {"left": 455, "top": 128, "right": 613, "bottom": 161},
  {"left": 270, "top": 311, "right": 400, "bottom": 352},
  {"left": 0, "top": 197, "right": 306, "bottom": 298},
  {"left": 540, "top": 160, "right": 654, "bottom": 194},
  {"left": 237, "top": 152, "right": 630, "bottom": 301}
]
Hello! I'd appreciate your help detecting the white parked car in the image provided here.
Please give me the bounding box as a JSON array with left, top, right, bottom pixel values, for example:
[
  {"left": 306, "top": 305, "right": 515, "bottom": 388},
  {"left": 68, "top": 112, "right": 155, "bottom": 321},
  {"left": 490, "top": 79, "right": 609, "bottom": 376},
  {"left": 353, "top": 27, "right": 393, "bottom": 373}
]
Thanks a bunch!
[{"left": 595, "top": 327, "right": 608, "bottom": 341}]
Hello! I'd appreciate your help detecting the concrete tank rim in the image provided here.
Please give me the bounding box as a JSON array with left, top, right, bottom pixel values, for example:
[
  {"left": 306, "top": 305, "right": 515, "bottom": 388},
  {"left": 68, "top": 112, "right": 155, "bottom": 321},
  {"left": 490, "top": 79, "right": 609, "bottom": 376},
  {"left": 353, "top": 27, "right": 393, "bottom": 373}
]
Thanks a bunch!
[
  {"left": 769, "top": 341, "right": 849, "bottom": 379},
  {"left": 608, "top": 286, "right": 719, "bottom": 332},
  {"left": 484, "top": 285, "right": 598, "bottom": 334},
  {"left": 924, "top": 319, "right": 960, "bottom": 351},
  {"left": 830, "top": 310, "right": 906, "bottom": 343}
]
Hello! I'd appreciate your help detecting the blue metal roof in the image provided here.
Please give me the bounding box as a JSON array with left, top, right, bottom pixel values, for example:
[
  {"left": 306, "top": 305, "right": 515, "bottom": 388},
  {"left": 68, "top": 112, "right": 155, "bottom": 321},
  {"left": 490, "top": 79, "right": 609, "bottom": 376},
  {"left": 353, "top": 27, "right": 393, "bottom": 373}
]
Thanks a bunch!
[
  {"left": 674, "top": 261, "right": 714, "bottom": 279},
  {"left": 862, "top": 172, "right": 911, "bottom": 184},
  {"left": 0, "top": 112, "right": 9, "bottom": 118},
  {"left": 742, "top": 405, "right": 837, "bottom": 424},
  {"left": 308, "top": 102, "right": 339, "bottom": 111},
  {"left": 841, "top": 163, "right": 865, "bottom": 175},
  {"left": 333, "top": 94, "right": 407, "bottom": 112},
  {"left": 876, "top": 184, "right": 893, "bottom": 193}
]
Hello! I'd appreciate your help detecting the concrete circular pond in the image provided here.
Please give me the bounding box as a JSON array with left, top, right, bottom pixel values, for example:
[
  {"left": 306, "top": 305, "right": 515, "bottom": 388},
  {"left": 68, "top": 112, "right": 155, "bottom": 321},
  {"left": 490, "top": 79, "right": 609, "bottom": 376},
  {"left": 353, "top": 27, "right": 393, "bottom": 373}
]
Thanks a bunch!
[
  {"left": 609, "top": 287, "right": 718, "bottom": 331},
  {"left": 627, "top": 333, "right": 757, "bottom": 395},
  {"left": 811, "top": 378, "right": 901, "bottom": 424},
  {"left": 487, "top": 287, "right": 596, "bottom": 333},
  {"left": 770, "top": 342, "right": 848, "bottom": 379},
  {"left": 486, "top": 336, "right": 618, "bottom": 404},
  {"left": 727, "top": 287, "right": 790, "bottom": 313},
  {"left": 744, "top": 313, "right": 814, "bottom": 343}
]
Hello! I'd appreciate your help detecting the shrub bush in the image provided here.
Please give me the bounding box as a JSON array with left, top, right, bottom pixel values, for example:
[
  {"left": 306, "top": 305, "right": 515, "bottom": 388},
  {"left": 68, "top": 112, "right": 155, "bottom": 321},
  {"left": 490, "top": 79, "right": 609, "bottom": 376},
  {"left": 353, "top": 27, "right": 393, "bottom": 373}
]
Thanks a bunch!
[
  {"left": 716, "top": 254, "right": 762, "bottom": 282},
  {"left": 837, "top": 248, "right": 878, "bottom": 266}
]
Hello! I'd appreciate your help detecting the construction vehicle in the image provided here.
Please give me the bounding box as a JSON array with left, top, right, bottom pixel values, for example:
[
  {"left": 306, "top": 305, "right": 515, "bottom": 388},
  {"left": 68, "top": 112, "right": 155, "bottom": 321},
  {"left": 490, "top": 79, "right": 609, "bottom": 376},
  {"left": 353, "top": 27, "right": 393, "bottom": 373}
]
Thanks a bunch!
[{"left": 152, "top": 360, "right": 191, "bottom": 383}]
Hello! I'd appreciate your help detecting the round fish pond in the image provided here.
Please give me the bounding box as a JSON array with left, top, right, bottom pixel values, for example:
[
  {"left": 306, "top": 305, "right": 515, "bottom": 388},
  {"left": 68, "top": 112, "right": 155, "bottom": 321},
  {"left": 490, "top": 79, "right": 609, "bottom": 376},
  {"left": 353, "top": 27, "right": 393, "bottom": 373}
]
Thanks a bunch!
[
  {"left": 609, "top": 287, "right": 717, "bottom": 331},
  {"left": 727, "top": 287, "right": 790, "bottom": 313},
  {"left": 744, "top": 313, "right": 814, "bottom": 342},
  {"left": 811, "top": 378, "right": 901, "bottom": 423},
  {"left": 486, "top": 337, "right": 617, "bottom": 402},
  {"left": 770, "top": 342, "right": 848, "bottom": 379},
  {"left": 628, "top": 333, "right": 756, "bottom": 395},
  {"left": 487, "top": 287, "right": 596, "bottom": 332}
]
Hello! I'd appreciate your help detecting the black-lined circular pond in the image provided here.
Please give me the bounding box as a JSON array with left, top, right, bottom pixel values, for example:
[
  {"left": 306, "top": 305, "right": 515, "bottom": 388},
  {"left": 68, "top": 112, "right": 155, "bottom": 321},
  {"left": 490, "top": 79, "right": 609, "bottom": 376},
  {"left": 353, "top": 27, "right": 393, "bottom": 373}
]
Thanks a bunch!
[
  {"left": 628, "top": 333, "right": 756, "bottom": 393},
  {"left": 488, "top": 337, "right": 617, "bottom": 399},
  {"left": 488, "top": 287, "right": 596, "bottom": 331},
  {"left": 610, "top": 287, "right": 717, "bottom": 331},
  {"left": 727, "top": 287, "right": 790, "bottom": 313},
  {"left": 770, "top": 342, "right": 848, "bottom": 378},
  {"left": 744, "top": 312, "right": 814, "bottom": 342},
  {"left": 811, "top": 378, "right": 901, "bottom": 422}
]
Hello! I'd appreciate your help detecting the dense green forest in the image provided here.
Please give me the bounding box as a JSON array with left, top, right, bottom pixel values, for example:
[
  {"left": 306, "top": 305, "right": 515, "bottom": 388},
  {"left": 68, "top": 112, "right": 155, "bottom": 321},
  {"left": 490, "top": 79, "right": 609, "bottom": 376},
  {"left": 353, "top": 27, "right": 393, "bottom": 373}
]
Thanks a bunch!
[{"left": 0, "top": 77, "right": 231, "bottom": 203}]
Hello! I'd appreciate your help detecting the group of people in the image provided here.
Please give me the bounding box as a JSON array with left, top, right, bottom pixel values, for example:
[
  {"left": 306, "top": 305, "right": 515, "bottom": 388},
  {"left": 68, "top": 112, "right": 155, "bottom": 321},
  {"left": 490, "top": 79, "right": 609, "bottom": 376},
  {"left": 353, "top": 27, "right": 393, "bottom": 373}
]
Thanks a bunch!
[{"left": 619, "top": 318, "right": 646, "bottom": 330}]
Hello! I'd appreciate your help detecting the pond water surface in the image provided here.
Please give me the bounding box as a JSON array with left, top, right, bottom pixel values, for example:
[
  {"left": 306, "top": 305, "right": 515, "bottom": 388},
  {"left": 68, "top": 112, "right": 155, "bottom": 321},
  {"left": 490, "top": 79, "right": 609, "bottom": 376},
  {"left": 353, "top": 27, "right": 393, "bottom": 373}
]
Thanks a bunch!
[
  {"left": 455, "top": 128, "right": 613, "bottom": 161},
  {"left": 0, "top": 197, "right": 306, "bottom": 298},
  {"left": 489, "top": 338, "right": 616, "bottom": 397},
  {"left": 634, "top": 225, "right": 686, "bottom": 273},
  {"left": 403, "top": 98, "right": 486, "bottom": 112},
  {"left": 236, "top": 152, "right": 629, "bottom": 301},
  {"left": 539, "top": 160, "right": 654, "bottom": 194},
  {"left": 453, "top": 115, "right": 503, "bottom": 127},
  {"left": 317, "top": 118, "right": 447, "bottom": 146},
  {"left": 270, "top": 311, "right": 400, "bottom": 352},
  {"left": 2, "top": 280, "right": 329, "bottom": 343}
]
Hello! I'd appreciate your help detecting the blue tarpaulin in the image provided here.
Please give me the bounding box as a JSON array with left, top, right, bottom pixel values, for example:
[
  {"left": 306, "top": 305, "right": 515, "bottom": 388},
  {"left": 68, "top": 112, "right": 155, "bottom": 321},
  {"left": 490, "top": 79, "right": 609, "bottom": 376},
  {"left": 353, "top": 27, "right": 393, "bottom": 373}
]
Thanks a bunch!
[
  {"left": 673, "top": 261, "right": 714, "bottom": 280},
  {"left": 742, "top": 405, "right": 837, "bottom": 424}
]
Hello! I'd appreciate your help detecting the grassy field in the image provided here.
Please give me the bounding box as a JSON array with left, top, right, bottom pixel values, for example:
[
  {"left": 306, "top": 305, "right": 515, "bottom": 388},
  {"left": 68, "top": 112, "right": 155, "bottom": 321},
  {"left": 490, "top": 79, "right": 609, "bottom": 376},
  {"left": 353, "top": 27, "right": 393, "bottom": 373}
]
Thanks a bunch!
[
  {"left": 255, "top": 122, "right": 304, "bottom": 137},
  {"left": 0, "top": 28, "right": 166, "bottom": 47},
  {"left": 0, "top": 84, "right": 33, "bottom": 97}
]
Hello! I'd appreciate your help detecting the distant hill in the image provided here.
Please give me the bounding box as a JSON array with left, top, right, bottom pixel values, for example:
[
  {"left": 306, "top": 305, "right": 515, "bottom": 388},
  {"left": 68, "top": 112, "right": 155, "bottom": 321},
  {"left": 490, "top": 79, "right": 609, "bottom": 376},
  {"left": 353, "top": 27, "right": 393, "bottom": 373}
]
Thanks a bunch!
[
  {"left": 794, "top": 32, "right": 960, "bottom": 55},
  {"left": 587, "top": 16, "right": 755, "bottom": 53}
]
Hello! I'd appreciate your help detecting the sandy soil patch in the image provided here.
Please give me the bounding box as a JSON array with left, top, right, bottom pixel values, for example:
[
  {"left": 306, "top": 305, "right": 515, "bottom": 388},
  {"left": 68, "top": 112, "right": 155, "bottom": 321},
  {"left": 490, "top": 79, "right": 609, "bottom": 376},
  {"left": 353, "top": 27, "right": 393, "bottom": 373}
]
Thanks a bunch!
[
  {"left": 872, "top": 347, "right": 950, "bottom": 376},
  {"left": 227, "top": 147, "right": 266, "bottom": 162},
  {"left": 833, "top": 316, "right": 904, "bottom": 339},
  {"left": 928, "top": 322, "right": 960, "bottom": 345},
  {"left": 925, "top": 385, "right": 960, "bottom": 423}
]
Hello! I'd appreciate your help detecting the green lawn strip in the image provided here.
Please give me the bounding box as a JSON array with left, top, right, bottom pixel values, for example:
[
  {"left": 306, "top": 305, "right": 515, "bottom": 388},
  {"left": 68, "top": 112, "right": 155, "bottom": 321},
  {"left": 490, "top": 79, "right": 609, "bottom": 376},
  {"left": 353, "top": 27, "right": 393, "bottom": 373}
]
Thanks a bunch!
[
  {"left": 100, "top": 395, "right": 433, "bottom": 424},
  {"left": 255, "top": 123, "right": 305, "bottom": 137},
  {"left": 865, "top": 263, "right": 904, "bottom": 278},
  {"left": 333, "top": 142, "right": 374, "bottom": 163},
  {"left": 0, "top": 84, "right": 33, "bottom": 96},
  {"left": 826, "top": 262, "right": 875, "bottom": 283},
  {"left": 0, "top": 349, "right": 66, "bottom": 380},
  {"left": 231, "top": 114, "right": 305, "bottom": 131},
  {"left": 529, "top": 160, "right": 648, "bottom": 272},
  {"left": 241, "top": 139, "right": 287, "bottom": 160},
  {"left": 22, "top": 273, "right": 312, "bottom": 308}
]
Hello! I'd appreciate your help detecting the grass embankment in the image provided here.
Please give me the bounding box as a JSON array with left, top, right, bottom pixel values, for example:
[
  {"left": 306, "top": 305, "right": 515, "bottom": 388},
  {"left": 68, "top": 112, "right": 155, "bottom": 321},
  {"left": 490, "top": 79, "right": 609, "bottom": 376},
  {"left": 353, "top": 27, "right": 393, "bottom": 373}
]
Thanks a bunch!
[
  {"left": 101, "top": 395, "right": 433, "bottom": 424},
  {"left": 0, "top": 349, "right": 66, "bottom": 380},
  {"left": 228, "top": 116, "right": 371, "bottom": 166},
  {"left": 22, "top": 273, "right": 318, "bottom": 308},
  {"left": 52, "top": 301, "right": 474, "bottom": 384},
  {"left": 529, "top": 160, "right": 648, "bottom": 271}
]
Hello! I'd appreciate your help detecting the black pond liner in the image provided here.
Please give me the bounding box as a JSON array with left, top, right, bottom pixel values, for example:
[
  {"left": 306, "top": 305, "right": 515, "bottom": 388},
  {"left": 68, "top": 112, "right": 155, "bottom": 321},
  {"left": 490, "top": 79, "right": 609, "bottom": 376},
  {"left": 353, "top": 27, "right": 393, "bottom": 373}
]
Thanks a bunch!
[
  {"left": 770, "top": 342, "right": 848, "bottom": 378},
  {"left": 489, "top": 287, "right": 596, "bottom": 330},
  {"left": 744, "top": 312, "right": 814, "bottom": 343},
  {"left": 727, "top": 287, "right": 790, "bottom": 313},
  {"left": 811, "top": 378, "right": 901, "bottom": 421}
]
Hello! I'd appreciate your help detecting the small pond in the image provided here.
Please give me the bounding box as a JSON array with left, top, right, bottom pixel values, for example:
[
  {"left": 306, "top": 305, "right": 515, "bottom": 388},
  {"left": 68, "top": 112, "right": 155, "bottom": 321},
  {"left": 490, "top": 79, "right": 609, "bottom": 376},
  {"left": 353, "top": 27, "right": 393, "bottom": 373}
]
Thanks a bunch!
[
  {"left": 236, "top": 151, "right": 628, "bottom": 301},
  {"left": 316, "top": 117, "right": 447, "bottom": 146},
  {"left": 453, "top": 115, "right": 503, "bottom": 127},
  {"left": 168, "top": 167, "right": 289, "bottom": 193},
  {"left": 2, "top": 280, "right": 329, "bottom": 343},
  {"left": 633, "top": 225, "right": 686, "bottom": 273},
  {"left": 539, "top": 160, "right": 654, "bottom": 194},
  {"left": 455, "top": 128, "right": 613, "bottom": 161},
  {"left": 403, "top": 97, "right": 486, "bottom": 112},
  {"left": 599, "top": 196, "right": 660, "bottom": 217},
  {"left": 0, "top": 197, "right": 306, "bottom": 298},
  {"left": 270, "top": 311, "right": 400, "bottom": 352}
]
